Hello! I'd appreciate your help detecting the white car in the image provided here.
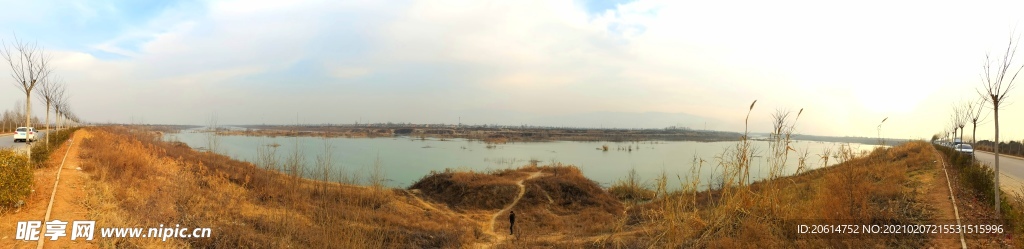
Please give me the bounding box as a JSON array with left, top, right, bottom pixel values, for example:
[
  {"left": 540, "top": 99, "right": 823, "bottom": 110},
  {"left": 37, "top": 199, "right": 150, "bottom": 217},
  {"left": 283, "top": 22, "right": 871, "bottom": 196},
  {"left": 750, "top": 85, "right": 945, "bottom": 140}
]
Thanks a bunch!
[
  {"left": 954, "top": 144, "right": 974, "bottom": 156},
  {"left": 13, "top": 127, "right": 36, "bottom": 143}
]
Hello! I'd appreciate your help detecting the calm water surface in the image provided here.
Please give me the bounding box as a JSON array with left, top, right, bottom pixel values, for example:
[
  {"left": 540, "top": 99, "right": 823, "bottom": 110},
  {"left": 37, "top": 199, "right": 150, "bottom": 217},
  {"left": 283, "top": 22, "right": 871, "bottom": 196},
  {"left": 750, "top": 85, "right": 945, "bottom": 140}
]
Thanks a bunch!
[{"left": 166, "top": 129, "right": 879, "bottom": 189}]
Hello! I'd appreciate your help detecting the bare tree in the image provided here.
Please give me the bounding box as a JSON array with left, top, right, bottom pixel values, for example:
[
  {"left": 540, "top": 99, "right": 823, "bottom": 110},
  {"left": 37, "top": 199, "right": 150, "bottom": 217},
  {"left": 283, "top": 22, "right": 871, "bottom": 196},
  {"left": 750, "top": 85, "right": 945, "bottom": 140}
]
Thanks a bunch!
[
  {"left": 949, "top": 117, "right": 959, "bottom": 144},
  {"left": 35, "top": 76, "right": 62, "bottom": 146},
  {"left": 52, "top": 87, "right": 68, "bottom": 130},
  {"left": 2, "top": 35, "right": 51, "bottom": 162},
  {"left": 58, "top": 103, "right": 72, "bottom": 130},
  {"left": 968, "top": 98, "right": 988, "bottom": 144},
  {"left": 207, "top": 113, "right": 220, "bottom": 153},
  {"left": 978, "top": 31, "right": 1024, "bottom": 216},
  {"left": 6, "top": 100, "right": 25, "bottom": 133},
  {"left": 1, "top": 110, "right": 7, "bottom": 133},
  {"left": 60, "top": 106, "right": 71, "bottom": 129},
  {"left": 53, "top": 103, "right": 62, "bottom": 130},
  {"left": 953, "top": 101, "right": 969, "bottom": 144},
  {"left": 67, "top": 112, "right": 78, "bottom": 128}
]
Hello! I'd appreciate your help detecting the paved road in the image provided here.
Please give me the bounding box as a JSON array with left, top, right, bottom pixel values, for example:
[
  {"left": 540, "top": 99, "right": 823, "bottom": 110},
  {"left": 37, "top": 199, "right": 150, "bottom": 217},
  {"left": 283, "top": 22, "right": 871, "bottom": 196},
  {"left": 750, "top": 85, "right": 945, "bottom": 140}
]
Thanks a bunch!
[
  {"left": 0, "top": 131, "right": 47, "bottom": 154},
  {"left": 974, "top": 151, "right": 1024, "bottom": 191}
]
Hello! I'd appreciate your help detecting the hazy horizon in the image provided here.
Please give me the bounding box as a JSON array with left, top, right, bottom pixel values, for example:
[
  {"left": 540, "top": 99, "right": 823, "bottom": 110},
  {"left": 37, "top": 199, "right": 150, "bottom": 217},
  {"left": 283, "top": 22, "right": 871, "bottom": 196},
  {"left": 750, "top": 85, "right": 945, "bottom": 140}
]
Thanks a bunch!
[{"left": 1, "top": 0, "right": 1023, "bottom": 141}]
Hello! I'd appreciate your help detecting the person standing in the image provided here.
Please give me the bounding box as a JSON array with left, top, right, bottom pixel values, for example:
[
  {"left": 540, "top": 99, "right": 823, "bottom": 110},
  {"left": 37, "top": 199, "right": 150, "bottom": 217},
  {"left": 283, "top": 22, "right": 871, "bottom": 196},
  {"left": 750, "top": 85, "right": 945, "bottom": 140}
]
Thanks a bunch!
[{"left": 509, "top": 210, "right": 516, "bottom": 235}]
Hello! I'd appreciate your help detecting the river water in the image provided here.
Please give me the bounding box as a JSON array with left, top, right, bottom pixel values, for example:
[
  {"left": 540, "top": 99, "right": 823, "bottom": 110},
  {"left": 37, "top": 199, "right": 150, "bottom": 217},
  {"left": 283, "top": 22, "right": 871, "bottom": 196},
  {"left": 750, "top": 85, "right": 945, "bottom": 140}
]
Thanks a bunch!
[{"left": 165, "top": 129, "right": 878, "bottom": 189}]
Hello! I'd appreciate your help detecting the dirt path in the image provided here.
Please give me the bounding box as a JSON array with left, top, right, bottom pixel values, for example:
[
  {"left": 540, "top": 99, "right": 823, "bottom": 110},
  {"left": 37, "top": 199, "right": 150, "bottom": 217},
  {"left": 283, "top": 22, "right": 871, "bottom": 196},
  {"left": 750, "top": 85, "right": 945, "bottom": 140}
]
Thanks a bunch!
[
  {"left": 930, "top": 146, "right": 1020, "bottom": 247},
  {"left": 402, "top": 189, "right": 444, "bottom": 213},
  {"left": 927, "top": 146, "right": 966, "bottom": 249},
  {"left": 477, "top": 171, "right": 545, "bottom": 249},
  {"left": 0, "top": 130, "right": 96, "bottom": 249}
]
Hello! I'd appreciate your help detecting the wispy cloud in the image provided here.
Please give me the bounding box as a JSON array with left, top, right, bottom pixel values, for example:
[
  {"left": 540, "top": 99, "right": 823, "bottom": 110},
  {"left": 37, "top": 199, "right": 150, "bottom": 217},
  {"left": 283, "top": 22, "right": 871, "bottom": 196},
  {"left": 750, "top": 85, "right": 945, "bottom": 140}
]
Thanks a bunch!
[{"left": 0, "top": 0, "right": 1022, "bottom": 138}]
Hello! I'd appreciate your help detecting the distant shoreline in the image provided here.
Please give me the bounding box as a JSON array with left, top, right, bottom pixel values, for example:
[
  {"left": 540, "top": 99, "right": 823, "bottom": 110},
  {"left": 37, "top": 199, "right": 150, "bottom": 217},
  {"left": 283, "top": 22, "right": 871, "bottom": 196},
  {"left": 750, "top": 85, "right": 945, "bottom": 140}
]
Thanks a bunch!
[
  {"left": 210, "top": 125, "right": 744, "bottom": 143},
  {"left": 125, "top": 124, "right": 909, "bottom": 145}
]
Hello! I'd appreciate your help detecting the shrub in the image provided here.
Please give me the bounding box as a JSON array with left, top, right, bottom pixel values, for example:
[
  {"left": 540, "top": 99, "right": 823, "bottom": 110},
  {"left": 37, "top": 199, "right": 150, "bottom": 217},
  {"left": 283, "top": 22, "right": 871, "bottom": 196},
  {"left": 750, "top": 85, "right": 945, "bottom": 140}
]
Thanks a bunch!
[
  {"left": 0, "top": 149, "right": 31, "bottom": 209},
  {"left": 608, "top": 168, "right": 655, "bottom": 203},
  {"left": 935, "top": 145, "right": 995, "bottom": 203},
  {"left": 78, "top": 126, "right": 475, "bottom": 248},
  {"left": 30, "top": 127, "right": 80, "bottom": 167},
  {"left": 409, "top": 168, "right": 519, "bottom": 210},
  {"left": 935, "top": 144, "right": 1024, "bottom": 246}
]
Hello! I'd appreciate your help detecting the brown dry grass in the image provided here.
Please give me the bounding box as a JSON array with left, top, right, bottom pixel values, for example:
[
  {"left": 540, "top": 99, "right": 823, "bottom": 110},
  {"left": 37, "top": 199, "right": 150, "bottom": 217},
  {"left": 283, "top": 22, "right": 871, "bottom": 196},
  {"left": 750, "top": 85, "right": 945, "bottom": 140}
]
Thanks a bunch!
[
  {"left": 78, "top": 125, "right": 633, "bottom": 248},
  {"left": 620, "top": 141, "right": 938, "bottom": 248},
  {"left": 410, "top": 163, "right": 627, "bottom": 248},
  {"left": 78, "top": 126, "right": 476, "bottom": 248},
  {"left": 607, "top": 168, "right": 655, "bottom": 203},
  {"left": 72, "top": 123, "right": 1015, "bottom": 248}
]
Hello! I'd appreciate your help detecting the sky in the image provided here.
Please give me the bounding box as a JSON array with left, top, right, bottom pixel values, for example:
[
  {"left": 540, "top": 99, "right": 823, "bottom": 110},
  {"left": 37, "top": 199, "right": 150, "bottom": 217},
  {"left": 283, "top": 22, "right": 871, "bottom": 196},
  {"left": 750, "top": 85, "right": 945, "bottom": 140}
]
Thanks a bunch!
[{"left": 0, "top": 0, "right": 1023, "bottom": 140}]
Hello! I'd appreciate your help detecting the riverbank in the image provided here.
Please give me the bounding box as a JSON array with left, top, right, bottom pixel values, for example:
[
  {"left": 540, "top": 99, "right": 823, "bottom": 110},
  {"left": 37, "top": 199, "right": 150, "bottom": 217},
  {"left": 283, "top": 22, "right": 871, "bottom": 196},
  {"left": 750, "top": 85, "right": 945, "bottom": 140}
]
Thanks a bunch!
[
  {"left": 619, "top": 141, "right": 1009, "bottom": 247},
  {"left": 164, "top": 128, "right": 877, "bottom": 189},
  {"left": 7, "top": 126, "right": 1023, "bottom": 247},
  {"left": 221, "top": 125, "right": 743, "bottom": 142}
]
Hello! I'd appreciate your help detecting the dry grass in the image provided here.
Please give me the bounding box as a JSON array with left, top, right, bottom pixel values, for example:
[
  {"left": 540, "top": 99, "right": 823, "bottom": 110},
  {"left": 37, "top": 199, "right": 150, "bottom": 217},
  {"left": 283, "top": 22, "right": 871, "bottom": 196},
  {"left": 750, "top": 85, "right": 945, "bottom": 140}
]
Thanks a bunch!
[
  {"left": 72, "top": 118, "right": 1004, "bottom": 248},
  {"left": 410, "top": 168, "right": 520, "bottom": 210},
  {"left": 511, "top": 164, "right": 624, "bottom": 240},
  {"left": 622, "top": 141, "right": 935, "bottom": 248},
  {"left": 607, "top": 168, "right": 655, "bottom": 203},
  {"left": 410, "top": 163, "right": 627, "bottom": 248},
  {"left": 78, "top": 126, "right": 476, "bottom": 248},
  {"left": 936, "top": 144, "right": 1024, "bottom": 247},
  {"left": 0, "top": 128, "right": 76, "bottom": 210},
  {"left": 483, "top": 135, "right": 510, "bottom": 144},
  {"left": 79, "top": 125, "right": 632, "bottom": 248},
  {"left": 29, "top": 127, "right": 79, "bottom": 167},
  {"left": 600, "top": 106, "right": 941, "bottom": 248}
]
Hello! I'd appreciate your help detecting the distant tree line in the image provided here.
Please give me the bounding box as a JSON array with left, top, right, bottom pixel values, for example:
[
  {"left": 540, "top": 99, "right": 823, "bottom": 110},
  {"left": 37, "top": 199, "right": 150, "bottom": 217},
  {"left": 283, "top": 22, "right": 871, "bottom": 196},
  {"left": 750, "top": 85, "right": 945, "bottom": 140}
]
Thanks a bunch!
[{"left": 976, "top": 140, "right": 1024, "bottom": 157}]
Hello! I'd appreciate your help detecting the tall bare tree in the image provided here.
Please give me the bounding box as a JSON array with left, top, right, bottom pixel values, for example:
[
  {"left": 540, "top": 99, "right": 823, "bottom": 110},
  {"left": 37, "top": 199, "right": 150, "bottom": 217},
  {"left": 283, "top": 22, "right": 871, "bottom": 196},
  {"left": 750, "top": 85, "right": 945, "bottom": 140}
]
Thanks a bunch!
[
  {"left": 35, "top": 76, "right": 62, "bottom": 146},
  {"left": 2, "top": 35, "right": 51, "bottom": 162},
  {"left": 978, "top": 31, "right": 1024, "bottom": 216}
]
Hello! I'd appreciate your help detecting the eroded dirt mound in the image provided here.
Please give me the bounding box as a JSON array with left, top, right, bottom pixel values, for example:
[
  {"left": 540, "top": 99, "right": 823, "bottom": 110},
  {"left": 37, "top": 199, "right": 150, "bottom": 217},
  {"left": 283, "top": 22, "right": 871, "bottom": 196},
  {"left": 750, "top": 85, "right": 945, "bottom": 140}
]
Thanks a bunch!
[{"left": 409, "top": 169, "right": 521, "bottom": 210}]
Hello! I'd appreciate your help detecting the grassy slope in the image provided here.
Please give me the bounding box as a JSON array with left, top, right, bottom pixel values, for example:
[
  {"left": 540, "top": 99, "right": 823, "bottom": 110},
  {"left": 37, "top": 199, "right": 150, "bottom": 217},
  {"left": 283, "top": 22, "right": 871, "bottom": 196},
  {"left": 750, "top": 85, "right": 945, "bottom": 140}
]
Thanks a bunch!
[
  {"left": 410, "top": 164, "right": 625, "bottom": 248},
  {"left": 79, "top": 127, "right": 476, "bottom": 248},
  {"left": 79, "top": 126, "right": 631, "bottom": 248},
  {"left": 603, "top": 142, "right": 932, "bottom": 248},
  {"left": 74, "top": 127, "right": 1024, "bottom": 248}
]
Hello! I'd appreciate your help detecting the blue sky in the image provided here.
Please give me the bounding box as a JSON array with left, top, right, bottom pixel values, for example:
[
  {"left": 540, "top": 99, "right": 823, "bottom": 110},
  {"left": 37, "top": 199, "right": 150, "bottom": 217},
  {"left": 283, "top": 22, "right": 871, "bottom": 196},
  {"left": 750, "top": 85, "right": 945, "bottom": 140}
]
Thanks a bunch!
[
  {"left": 0, "top": 0, "right": 1023, "bottom": 139},
  {"left": 0, "top": 1, "right": 195, "bottom": 58}
]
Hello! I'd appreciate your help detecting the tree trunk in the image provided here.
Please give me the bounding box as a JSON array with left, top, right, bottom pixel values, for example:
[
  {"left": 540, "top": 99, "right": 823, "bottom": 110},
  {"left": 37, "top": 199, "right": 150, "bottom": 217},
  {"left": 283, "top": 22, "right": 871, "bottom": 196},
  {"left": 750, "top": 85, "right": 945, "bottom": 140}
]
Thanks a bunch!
[
  {"left": 959, "top": 127, "right": 964, "bottom": 147},
  {"left": 994, "top": 106, "right": 1001, "bottom": 216},
  {"left": 972, "top": 123, "right": 977, "bottom": 144},
  {"left": 44, "top": 104, "right": 49, "bottom": 146},
  {"left": 24, "top": 92, "right": 31, "bottom": 163}
]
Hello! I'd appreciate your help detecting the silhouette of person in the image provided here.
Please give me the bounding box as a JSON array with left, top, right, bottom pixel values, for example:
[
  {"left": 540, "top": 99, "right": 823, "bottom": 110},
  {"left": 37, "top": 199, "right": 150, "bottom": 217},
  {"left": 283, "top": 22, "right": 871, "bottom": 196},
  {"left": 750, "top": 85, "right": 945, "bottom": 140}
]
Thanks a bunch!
[{"left": 509, "top": 210, "right": 516, "bottom": 235}]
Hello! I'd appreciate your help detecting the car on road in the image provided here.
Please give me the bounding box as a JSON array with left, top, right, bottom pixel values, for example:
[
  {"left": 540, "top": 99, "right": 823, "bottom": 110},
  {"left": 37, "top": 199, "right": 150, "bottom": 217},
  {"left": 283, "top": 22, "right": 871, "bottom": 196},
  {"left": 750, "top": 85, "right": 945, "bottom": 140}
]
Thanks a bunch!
[
  {"left": 13, "top": 127, "right": 36, "bottom": 143},
  {"left": 955, "top": 143, "right": 974, "bottom": 156}
]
